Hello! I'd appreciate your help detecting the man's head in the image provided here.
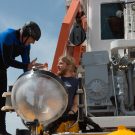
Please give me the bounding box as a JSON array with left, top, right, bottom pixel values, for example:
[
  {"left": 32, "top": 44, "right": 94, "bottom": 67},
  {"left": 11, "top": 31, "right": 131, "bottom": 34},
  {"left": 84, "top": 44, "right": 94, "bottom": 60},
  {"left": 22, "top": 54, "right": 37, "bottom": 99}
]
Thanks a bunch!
[{"left": 21, "top": 21, "right": 41, "bottom": 45}]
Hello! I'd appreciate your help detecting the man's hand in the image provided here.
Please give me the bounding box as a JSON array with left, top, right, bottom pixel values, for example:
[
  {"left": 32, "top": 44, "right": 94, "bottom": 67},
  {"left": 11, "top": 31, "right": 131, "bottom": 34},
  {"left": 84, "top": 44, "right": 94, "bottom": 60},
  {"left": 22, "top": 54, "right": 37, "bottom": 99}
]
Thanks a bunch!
[
  {"left": 33, "top": 63, "right": 45, "bottom": 69},
  {"left": 33, "top": 63, "right": 49, "bottom": 70},
  {"left": 36, "top": 63, "right": 48, "bottom": 70},
  {"left": 27, "top": 58, "right": 37, "bottom": 70},
  {"left": 27, "top": 58, "right": 46, "bottom": 70}
]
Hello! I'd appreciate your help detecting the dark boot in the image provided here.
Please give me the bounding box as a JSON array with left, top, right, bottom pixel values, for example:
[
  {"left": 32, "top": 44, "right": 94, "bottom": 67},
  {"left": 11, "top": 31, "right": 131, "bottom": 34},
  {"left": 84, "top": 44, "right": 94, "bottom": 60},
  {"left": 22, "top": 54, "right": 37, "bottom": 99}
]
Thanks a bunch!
[
  {"left": 0, "top": 111, "right": 12, "bottom": 135},
  {"left": 0, "top": 70, "right": 11, "bottom": 135},
  {"left": 0, "top": 132, "right": 12, "bottom": 135},
  {"left": 0, "top": 109, "right": 6, "bottom": 132}
]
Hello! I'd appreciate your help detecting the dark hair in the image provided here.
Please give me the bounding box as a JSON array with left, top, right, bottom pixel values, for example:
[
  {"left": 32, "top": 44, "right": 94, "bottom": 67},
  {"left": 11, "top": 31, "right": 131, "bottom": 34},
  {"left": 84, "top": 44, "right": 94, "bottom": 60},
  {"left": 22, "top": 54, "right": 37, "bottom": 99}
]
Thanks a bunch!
[{"left": 22, "top": 21, "right": 41, "bottom": 41}]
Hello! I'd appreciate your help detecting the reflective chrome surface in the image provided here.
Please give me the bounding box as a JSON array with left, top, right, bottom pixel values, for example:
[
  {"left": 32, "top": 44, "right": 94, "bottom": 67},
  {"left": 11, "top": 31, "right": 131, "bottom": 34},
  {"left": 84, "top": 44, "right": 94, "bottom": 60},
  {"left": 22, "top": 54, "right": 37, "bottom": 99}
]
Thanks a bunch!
[{"left": 11, "top": 70, "right": 68, "bottom": 126}]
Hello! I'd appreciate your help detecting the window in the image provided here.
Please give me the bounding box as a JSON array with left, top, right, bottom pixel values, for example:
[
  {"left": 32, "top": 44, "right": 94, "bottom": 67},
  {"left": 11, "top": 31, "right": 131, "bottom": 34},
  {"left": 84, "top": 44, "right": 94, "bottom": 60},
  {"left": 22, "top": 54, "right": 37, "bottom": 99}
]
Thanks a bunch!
[{"left": 101, "top": 2, "right": 124, "bottom": 40}]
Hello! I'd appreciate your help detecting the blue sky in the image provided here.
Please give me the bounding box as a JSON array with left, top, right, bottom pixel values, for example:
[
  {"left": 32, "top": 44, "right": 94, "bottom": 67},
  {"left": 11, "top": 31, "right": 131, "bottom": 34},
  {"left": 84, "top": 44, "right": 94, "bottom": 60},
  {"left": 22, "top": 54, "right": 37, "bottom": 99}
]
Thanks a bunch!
[{"left": 0, "top": 0, "right": 66, "bottom": 134}]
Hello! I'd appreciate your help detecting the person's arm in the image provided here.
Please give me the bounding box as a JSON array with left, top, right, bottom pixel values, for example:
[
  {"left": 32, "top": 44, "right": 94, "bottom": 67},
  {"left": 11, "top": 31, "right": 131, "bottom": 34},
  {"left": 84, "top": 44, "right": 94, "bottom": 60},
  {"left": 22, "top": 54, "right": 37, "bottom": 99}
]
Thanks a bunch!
[
  {"left": 68, "top": 94, "right": 79, "bottom": 114},
  {"left": 2, "top": 43, "right": 28, "bottom": 69},
  {"left": 21, "top": 46, "right": 44, "bottom": 71},
  {"left": 21, "top": 45, "right": 30, "bottom": 72}
]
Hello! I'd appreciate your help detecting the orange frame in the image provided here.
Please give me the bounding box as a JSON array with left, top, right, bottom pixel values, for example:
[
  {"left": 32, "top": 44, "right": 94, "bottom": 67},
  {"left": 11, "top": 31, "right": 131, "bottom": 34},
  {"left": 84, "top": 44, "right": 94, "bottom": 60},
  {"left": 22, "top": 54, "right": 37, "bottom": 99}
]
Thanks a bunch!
[{"left": 51, "top": 0, "right": 80, "bottom": 73}]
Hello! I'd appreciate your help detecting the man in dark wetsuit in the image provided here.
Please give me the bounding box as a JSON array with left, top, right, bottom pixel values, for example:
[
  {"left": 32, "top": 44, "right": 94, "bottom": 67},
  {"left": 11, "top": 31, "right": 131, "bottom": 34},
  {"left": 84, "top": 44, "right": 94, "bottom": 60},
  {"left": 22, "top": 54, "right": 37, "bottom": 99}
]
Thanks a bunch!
[{"left": 0, "top": 21, "right": 41, "bottom": 135}]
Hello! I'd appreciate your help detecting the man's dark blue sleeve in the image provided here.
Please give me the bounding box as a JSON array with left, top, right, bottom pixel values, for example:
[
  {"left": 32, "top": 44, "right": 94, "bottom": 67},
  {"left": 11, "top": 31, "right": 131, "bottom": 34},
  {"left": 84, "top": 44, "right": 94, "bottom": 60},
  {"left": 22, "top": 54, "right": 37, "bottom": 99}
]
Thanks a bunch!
[
  {"left": 21, "top": 45, "right": 30, "bottom": 72},
  {"left": 2, "top": 43, "right": 28, "bottom": 69}
]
